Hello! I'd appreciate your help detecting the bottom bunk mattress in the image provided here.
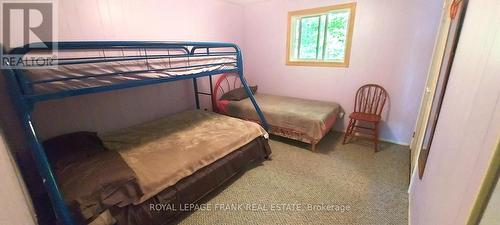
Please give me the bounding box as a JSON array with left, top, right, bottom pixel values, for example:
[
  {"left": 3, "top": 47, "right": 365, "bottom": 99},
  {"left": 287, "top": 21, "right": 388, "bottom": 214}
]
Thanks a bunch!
[
  {"left": 47, "top": 110, "right": 270, "bottom": 225},
  {"left": 107, "top": 137, "right": 270, "bottom": 225},
  {"left": 218, "top": 93, "right": 341, "bottom": 144},
  {"left": 99, "top": 110, "right": 268, "bottom": 204}
]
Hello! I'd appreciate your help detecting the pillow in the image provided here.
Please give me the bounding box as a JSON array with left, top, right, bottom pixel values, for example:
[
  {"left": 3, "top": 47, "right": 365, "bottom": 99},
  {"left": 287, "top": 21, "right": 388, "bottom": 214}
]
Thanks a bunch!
[
  {"left": 43, "top": 131, "right": 107, "bottom": 170},
  {"left": 220, "top": 85, "right": 258, "bottom": 101}
]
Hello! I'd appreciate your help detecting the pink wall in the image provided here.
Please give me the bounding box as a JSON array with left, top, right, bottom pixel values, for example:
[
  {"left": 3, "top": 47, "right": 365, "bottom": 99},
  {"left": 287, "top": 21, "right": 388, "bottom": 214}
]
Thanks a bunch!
[
  {"left": 30, "top": 0, "right": 244, "bottom": 139},
  {"left": 241, "top": 0, "right": 443, "bottom": 144},
  {"left": 409, "top": 0, "right": 500, "bottom": 224}
]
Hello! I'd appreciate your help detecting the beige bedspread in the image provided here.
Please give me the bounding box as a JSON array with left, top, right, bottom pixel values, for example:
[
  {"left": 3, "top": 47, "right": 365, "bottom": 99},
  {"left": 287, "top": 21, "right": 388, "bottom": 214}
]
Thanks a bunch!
[
  {"left": 99, "top": 110, "right": 266, "bottom": 204},
  {"left": 220, "top": 93, "right": 341, "bottom": 142}
]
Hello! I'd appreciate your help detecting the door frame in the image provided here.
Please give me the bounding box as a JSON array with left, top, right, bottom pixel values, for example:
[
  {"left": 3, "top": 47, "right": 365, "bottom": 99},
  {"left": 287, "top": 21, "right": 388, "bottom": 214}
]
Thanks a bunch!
[
  {"left": 409, "top": 0, "right": 453, "bottom": 175},
  {"left": 409, "top": 0, "right": 468, "bottom": 179}
]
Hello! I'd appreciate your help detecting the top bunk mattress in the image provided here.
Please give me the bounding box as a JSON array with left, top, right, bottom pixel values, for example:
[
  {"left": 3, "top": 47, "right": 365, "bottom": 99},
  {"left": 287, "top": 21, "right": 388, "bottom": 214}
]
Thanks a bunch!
[
  {"left": 23, "top": 49, "right": 236, "bottom": 95},
  {"left": 220, "top": 93, "right": 341, "bottom": 141},
  {"left": 99, "top": 110, "right": 266, "bottom": 204}
]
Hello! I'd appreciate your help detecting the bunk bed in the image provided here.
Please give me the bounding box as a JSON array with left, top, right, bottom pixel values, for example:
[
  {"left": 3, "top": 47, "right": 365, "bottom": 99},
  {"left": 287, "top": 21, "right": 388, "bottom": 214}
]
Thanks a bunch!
[
  {"left": 3, "top": 41, "right": 270, "bottom": 225},
  {"left": 213, "top": 73, "right": 342, "bottom": 151}
]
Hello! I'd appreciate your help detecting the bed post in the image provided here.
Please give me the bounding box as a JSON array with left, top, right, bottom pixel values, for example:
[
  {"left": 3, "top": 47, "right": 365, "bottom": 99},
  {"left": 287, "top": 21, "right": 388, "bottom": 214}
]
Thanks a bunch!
[
  {"left": 22, "top": 111, "right": 76, "bottom": 225},
  {"left": 193, "top": 78, "right": 200, "bottom": 109},
  {"left": 209, "top": 75, "right": 216, "bottom": 111},
  {"left": 3, "top": 67, "right": 76, "bottom": 225},
  {"left": 234, "top": 46, "right": 269, "bottom": 131}
]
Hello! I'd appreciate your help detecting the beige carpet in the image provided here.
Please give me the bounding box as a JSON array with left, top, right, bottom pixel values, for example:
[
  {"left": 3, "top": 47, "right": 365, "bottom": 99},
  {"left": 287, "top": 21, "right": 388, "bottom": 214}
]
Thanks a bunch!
[{"left": 177, "top": 132, "right": 409, "bottom": 225}]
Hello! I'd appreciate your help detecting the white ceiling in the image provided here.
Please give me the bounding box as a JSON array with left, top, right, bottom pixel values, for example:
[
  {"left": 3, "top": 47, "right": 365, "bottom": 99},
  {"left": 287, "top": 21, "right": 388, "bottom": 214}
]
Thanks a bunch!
[{"left": 223, "top": 0, "right": 267, "bottom": 5}]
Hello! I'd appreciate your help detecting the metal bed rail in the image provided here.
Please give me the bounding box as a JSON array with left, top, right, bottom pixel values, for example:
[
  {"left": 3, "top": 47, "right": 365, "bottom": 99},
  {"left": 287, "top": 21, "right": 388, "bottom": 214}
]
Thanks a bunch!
[
  {"left": 12, "top": 42, "right": 234, "bottom": 100},
  {"left": 3, "top": 41, "right": 269, "bottom": 225}
]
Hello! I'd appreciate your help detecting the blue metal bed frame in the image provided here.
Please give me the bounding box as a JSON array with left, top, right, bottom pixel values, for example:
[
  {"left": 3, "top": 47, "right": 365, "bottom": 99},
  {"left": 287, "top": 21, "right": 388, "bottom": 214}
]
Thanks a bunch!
[{"left": 3, "top": 41, "right": 269, "bottom": 225}]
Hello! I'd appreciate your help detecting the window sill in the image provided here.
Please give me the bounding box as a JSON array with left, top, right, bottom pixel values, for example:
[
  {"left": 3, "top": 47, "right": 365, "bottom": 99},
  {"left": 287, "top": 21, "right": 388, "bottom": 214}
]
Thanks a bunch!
[{"left": 285, "top": 60, "right": 349, "bottom": 67}]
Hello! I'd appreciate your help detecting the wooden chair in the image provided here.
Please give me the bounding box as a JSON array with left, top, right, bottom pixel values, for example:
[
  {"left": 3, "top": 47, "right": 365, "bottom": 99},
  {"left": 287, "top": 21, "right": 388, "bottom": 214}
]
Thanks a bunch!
[{"left": 343, "top": 84, "right": 388, "bottom": 152}]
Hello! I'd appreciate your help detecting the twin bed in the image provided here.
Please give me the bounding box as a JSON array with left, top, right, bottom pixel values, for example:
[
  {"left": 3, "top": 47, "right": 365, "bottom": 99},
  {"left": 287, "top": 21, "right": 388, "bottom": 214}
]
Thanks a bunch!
[
  {"left": 214, "top": 73, "right": 342, "bottom": 151},
  {"left": 6, "top": 41, "right": 340, "bottom": 225}
]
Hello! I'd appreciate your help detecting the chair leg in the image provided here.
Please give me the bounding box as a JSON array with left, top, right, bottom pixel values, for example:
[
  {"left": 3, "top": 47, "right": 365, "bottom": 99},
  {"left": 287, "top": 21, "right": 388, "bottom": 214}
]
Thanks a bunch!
[
  {"left": 311, "top": 143, "right": 316, "bottom": 152},
  {"left": 349, "top": 119, "right": 357, "bottom": 140},
  {"left": 342, "top": 119, "right": 351, "bottom": 144},
  {"left": 374, "top": 122, "right": 379, "bottom": 152},
  {"left": 343, "top": 119, "right": 354, "bottom": 144}
]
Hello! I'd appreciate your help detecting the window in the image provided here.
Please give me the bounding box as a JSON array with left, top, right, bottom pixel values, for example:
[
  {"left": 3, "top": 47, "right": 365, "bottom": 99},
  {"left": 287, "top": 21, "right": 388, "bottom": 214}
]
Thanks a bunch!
[{"left": 286, "top": 3, "right": 356, "bottom": 67}]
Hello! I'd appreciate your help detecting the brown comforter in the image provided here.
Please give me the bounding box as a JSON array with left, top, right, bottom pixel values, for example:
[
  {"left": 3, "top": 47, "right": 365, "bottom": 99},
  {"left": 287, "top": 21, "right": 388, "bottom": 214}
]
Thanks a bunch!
[
  {"left": 219, "top": 93, "right": 341, "bottom": 143},
  {"left": 99, "top": 110, "right": 267, "bottom": 204},
  {"left": 54, "top": 110, "right": 268, "bottom": 224},
  {"left": 110, "top": 137, "right": 271, "bottom": 225}
]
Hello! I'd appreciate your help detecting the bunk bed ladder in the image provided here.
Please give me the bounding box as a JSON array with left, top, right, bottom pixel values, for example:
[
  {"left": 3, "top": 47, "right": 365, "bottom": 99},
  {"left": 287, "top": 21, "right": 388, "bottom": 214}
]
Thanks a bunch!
[
  {"left": 192, "top": 75, "right": 216, "bottom": 111},
  {"left": 193, "top": 47, "right": 216, "bottom": 112}
]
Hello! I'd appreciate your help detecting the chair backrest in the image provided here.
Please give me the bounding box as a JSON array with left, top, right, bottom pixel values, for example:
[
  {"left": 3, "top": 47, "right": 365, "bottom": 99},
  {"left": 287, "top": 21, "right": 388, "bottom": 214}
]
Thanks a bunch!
[{"left": 354, "top": 84, "right": 388, "bottom": 116}]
